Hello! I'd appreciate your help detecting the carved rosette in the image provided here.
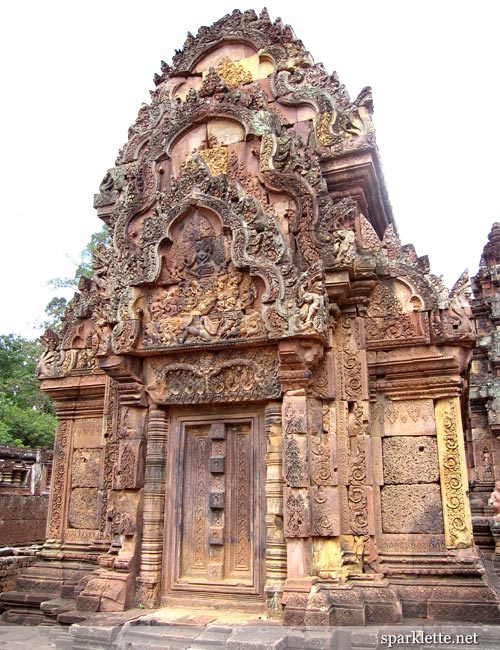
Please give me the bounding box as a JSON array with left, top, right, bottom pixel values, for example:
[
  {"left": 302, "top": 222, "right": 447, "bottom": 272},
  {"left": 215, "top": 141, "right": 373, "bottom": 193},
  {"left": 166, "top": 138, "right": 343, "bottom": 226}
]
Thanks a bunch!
[{"left": 435, "top": 398, "right": 473, "bottom": 549}]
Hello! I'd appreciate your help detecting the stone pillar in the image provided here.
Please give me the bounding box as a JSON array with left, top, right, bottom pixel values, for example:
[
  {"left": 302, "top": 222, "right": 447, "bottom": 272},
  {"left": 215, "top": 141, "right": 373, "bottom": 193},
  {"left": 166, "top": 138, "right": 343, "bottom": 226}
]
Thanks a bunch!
[
  {"left": 135, "top": 404, "right": 169, "bottom": 608},
  {"left": 264, "top": 401, "right": 287, "bottom": 617},
  {"left": 278, "top": 338, "right": 325, "bottom": 625},
  {"left": 334, "top": 316, "right": 375, "bottom": 567},
  {"left": 282, "top": 391, "right": 312, "bottom": 575}
]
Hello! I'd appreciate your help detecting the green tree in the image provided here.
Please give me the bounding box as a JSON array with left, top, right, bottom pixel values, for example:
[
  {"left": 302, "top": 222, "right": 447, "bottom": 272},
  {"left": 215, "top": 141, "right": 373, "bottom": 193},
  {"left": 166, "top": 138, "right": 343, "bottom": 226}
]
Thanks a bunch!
[
  {"left": 43, "top": 224, "right": 110, "bottom": 331},
  {"left": 0, "top": 334, "right": 56, "bottom": 448},
  {"left": 0, "top": 229, "right": 110, "bottom": 447}
]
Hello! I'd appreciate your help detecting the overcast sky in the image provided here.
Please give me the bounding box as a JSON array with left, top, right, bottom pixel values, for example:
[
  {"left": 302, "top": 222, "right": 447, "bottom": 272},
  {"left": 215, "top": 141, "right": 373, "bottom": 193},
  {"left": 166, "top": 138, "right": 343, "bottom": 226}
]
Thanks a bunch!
[{"left": 1, "top": 0, "right": 498, "bottom": 338}]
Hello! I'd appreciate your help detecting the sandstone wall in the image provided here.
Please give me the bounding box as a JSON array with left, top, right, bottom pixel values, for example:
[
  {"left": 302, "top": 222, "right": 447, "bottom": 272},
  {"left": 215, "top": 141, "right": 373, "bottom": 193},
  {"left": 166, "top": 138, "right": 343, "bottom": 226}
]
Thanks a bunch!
[{"left": 0, "top": 446, "right": 53, "bottom": 546}]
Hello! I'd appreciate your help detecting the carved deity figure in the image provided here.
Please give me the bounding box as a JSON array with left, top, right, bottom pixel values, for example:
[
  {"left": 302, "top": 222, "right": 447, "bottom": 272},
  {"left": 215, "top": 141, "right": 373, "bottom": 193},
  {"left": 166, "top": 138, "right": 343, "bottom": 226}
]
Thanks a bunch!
[
  {"left": 299, "top": 280, "right": 325, "bottom": 324},
  {"left": 290, "top": 275, "right": 327, "bottom": 335},
  {"left": 332, "top": 229, "right": 355, "bottom": 265},
  {"left": 185, "top": 238, "right": 217, "bottom": 277},
  {"left": 37, "top": 329, "right": 61, "bottom": 377}
]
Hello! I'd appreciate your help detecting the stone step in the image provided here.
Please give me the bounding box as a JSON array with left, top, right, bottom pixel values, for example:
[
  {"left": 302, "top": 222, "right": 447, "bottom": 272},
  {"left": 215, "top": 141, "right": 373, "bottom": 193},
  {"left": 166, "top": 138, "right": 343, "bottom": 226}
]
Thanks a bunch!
[
  {"left": 57, "top": 609, "right": 92, "bottom": 625},
  {"left": 40, "top": 598, "right": 77, "bottom": 625},
  {"left": 16, "top": 576, "right": 62, "bottom": 594},
  {"left": 185, "top": 625, "right": 234, "bottom": 650},
  {"left": 112, "top": 624, "right": 205, "bottom": 650},
  {"left": 1, "top": 590, "right": 50, "bottom": 608}
]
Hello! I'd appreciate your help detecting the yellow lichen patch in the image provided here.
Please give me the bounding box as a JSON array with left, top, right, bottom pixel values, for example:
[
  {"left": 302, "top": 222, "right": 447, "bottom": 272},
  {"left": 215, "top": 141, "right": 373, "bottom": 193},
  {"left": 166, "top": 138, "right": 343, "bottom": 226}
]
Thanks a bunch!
[
  {"left": 198, "top": 146, "right": 228, "bottom": 177},
  {"left": 215, "top": 56, "right": 253, "bottom": 87},
  {"left": 312, "top": 535, "right": 364, "bottom": 579},
  {"left": 313, "top": 111, "right": 336, "bottom": 147},
  {"left": 237, "top": 52, "right": 274, "bottom": 82},
  {"left": 435, "top": 397, "right": 473, "bottom": 550}
]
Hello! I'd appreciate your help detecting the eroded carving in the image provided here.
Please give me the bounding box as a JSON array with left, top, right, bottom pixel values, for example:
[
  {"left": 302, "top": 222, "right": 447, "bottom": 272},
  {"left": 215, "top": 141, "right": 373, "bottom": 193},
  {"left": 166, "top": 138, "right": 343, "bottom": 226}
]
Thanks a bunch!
[{"left": 146, "top": 348, "right": 280, "bottom": 404}]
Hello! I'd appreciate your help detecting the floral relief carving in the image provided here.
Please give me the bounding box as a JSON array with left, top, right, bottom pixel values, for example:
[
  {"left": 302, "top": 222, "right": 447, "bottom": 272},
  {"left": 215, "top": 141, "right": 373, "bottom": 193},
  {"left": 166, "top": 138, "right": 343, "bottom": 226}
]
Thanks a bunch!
[
  {"left": 215, "top": 57, "right": 253, "bottom": 87},
  {"left": 435, "top": 398, "right": 473, "bottom": 549},
  {"left": 146, "top": 348, "right": 280, "bottom": 404},
  {"left": 311, "top": 431, "right": 332, "bottom": 485},
  {"left": 284, "top": 489, "right": 309, "bottom": 537},
  {"left": 49, "top": 421, "right": 69, "bottom": 538},
  {"left": 284, "top": 435, "right": 303, "bottom": 487}
]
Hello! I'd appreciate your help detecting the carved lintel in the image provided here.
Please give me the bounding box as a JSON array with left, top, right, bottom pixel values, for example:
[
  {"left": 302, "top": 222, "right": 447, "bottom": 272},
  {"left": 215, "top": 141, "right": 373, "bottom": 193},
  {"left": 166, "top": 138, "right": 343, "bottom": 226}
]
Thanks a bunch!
[{"left": 145, "top": 348, "right": 280, "bottom": 405}]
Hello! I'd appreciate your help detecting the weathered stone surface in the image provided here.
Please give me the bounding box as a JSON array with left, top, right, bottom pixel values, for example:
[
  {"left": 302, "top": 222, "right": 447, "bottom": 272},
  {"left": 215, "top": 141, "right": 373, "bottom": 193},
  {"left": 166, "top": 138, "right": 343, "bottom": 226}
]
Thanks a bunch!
[
  {"left": 72, "top": 449, "right": 102, "bottom": 487},
  {"left": 4, "top": 8, "right": 499, "bottom": 629},
  {"left": 68, "top": 488, "right": 99, "bottom": 529},
  {"left": 0, "top": 446, "right": 52, "bottom": 547},
  {"left": 381, "top": 484, "right": 444, "bottom": 533},
  {"left": 383, "top": 436, "right": 439, "bottom": 484}
]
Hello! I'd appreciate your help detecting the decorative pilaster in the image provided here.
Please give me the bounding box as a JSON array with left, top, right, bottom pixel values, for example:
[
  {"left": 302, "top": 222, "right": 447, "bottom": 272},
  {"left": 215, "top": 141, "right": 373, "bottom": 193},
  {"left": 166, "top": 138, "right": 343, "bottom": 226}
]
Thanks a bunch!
[
  {"left": 264, "top": 401, "right": 287, "bottom": 617},
  {"left": 282, "top": 392, "right": 311, "bottom": 574},
  {"left": 333, "top": 316, "right": 375, "bottom": 566},
  {"left": 47, "top": 420, "right": 71, "bottom": 541},
  {"left": 435, "top": 397, "right": 473, "bottom": 549},
  {"left": 135, "top": 405, "right": 169, "bottom": 608}
]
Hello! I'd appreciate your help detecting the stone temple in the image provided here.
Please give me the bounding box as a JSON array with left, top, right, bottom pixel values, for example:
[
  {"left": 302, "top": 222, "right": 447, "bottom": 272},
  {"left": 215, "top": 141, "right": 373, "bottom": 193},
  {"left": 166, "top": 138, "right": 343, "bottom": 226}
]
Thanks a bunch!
[{"left": 3, "top": 9, "right": 500, "bottom": 626}]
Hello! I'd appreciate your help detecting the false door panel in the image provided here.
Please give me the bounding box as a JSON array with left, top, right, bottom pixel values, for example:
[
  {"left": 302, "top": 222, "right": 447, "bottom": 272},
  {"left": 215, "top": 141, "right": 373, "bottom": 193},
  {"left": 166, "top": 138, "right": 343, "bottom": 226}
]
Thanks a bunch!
[{"left": 165, "top": 412, "right": 264, "bottom": 598}]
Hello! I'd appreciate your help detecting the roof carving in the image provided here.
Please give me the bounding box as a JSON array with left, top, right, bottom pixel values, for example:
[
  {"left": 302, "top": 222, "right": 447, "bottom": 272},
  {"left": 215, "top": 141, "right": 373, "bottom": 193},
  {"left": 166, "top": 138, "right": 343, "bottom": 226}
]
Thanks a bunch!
[{"left": 37, "top": 9, "right": 474, "bottom": 382}]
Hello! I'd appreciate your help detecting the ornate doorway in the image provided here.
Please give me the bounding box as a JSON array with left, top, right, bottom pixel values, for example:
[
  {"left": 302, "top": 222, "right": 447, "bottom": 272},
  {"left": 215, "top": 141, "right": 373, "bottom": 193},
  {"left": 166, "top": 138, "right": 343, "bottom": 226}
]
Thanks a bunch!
[{"left": 162, "top": 409, "right": 265, "bottom": 602}]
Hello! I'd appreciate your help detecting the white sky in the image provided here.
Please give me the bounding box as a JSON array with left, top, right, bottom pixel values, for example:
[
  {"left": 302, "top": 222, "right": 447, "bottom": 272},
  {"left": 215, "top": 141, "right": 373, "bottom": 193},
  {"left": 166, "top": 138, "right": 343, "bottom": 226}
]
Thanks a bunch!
[{"left": 1, "top": 0, "right": 498, "bottom": 338}]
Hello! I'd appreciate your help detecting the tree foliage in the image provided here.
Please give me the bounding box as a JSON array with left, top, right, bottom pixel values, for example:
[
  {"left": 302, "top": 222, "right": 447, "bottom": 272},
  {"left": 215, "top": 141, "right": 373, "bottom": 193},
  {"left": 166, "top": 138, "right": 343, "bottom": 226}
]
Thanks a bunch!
[
  {"left": 44, "top": 224, "right": 110, "bottom": 331},
  {"left": 0, "top": 334, "right": 56, "bottom": 448},
  {"left": 0, "top": 227, "right": 110, "bottom": 448}
]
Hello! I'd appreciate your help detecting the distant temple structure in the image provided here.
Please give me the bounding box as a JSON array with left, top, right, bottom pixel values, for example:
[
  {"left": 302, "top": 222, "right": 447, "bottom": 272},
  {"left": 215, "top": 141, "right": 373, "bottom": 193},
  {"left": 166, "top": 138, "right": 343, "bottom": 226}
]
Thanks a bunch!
[
  {"left": 469, "top": 224, "right": 500, "bottom": 559},
  {"left": 2, "top": 9, "right": 500, "bottom": 625}
]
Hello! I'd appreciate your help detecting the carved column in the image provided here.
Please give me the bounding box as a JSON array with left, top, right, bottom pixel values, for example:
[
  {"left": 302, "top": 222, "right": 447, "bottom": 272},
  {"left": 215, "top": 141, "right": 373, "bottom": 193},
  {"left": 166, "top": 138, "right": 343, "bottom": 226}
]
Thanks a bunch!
[
  {"left": 46, "top": 419, "right": 71, "bottom": 544},
  {"left": 334, "top": 316, "right": 375, "bottom": 565},
  {"left": 264, "top": 401, "right": 287, "bottom": 617},
  {"left": 282, "top": 391, "right": 311, "bottom": 575},
  {"left": 135, "top": 404, "right": 169, "bottom": 608},
  {"left": 278, "top": 338, "right": 326, "bottom": 625},
  {"left": 435, "top": 397, "right": 473, "bottom": 549}
]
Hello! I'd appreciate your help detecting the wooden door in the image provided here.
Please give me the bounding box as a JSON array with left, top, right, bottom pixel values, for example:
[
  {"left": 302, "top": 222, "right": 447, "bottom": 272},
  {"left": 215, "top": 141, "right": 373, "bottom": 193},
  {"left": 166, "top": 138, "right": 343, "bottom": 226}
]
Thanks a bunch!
[{"left": 164, "top": 411, "right": 264, "bottom": 600}]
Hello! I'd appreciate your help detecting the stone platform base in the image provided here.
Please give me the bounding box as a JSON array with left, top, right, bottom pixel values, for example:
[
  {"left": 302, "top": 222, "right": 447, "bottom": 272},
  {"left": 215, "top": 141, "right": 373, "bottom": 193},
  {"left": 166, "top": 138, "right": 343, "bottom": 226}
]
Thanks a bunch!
[
  {"left": 280, "top": 576, "right": 500, "bottom": 626},
  {"left": 3, "top": 620, "right": 500, "bottom": 650}
]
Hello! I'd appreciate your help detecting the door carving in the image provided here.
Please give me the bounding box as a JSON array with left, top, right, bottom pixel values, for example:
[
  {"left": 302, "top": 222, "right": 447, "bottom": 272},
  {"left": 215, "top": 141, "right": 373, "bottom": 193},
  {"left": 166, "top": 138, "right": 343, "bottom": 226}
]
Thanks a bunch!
[{"left": 163, "top": 410, "right": 264, "bottom": 599}]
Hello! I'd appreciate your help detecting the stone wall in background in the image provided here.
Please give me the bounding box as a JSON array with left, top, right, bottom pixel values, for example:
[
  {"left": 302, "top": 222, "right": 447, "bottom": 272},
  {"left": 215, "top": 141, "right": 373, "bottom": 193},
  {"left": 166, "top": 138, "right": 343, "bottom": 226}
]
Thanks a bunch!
[
  {"left": 0, "top": 446, "right": 53, "bottom": 545},
  {"left": 469, "top": 224, "right": 500, "bottom": 556}
]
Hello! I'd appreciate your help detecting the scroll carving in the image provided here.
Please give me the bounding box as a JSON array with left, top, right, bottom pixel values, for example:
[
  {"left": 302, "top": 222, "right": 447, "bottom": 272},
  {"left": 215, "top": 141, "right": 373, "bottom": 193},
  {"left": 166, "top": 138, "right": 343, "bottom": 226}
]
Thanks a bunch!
[
  {"left": 435, "top": 398, "right": 473, "bottom": 549},
  {"left": 48, "top": 421, "right": 69, "bottom": 538},
  {"left": 146, "top": 348, "right": 280, "bottom": 404}
]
